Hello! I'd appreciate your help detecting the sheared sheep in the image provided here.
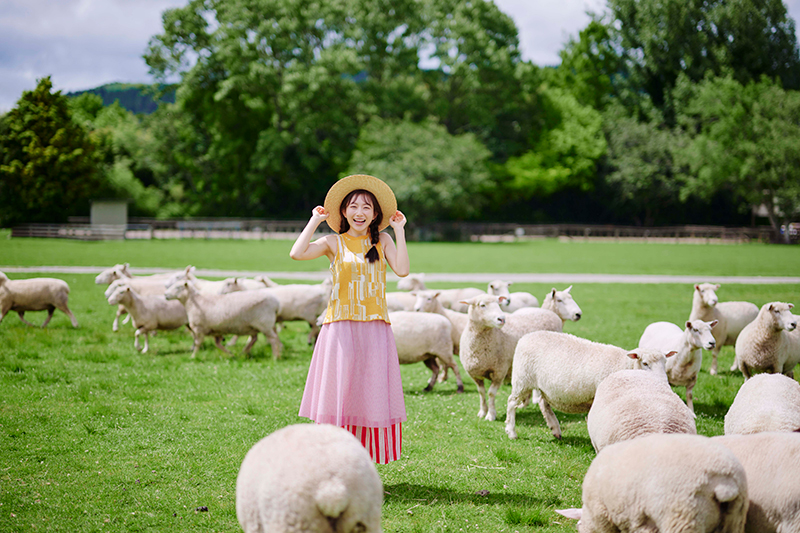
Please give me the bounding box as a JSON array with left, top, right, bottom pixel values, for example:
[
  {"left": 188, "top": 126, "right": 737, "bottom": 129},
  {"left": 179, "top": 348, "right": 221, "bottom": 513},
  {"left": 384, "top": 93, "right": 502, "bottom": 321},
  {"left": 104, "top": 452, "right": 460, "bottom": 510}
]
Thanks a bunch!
[
  {"left": 733, "top": 302, "right": 799, "bottom": 379},
  {"left": 107, "top": 285, "right": 188, "bottom": 353},
  {"left": 0, "top": 271, "right": 78, "bottom": 328}
]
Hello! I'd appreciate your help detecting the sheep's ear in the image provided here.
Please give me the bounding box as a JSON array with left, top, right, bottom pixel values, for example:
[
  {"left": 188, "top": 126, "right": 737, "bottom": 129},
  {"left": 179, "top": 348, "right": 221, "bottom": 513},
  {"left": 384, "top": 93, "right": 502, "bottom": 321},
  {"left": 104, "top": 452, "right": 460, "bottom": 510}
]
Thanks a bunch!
[
  {"left": 627, "top": 352, "right": 640, "bottom": 360},
  {"left": 434, "top": 291, "right": 441, "bottom": 298},
  {"left": 715, "top": 284, "right": 720, "bottom": 290},
  {"left": 555, "top": 508, "right": 582, "bottom": 520},
  {"left": 410, "top": 290, "right": 417, "bottom": 296},
  {"left": 564, "top": 285, "right": 573, "bottom": 293},
  {"left": 458, "top": 300, "right": 470, "bottom": 306},
  {"left": 550, "top": 288, "right": 557, "bottom": 297},
  {"left": 789, "top": 303, "right": 795, "bottom": 310},
  {"left": 124, "top": 262, "right": 130, "bottom": 268},
  {"left": 507, "top": 281, "right": 513, "bottom": 287},
  {"left": 665, "top": 350, "right": 677, "bottom": 358},
  {"left": 769, "top": 303, "right": 775, "bottom": 311},
  {"left": 498, "top": 295, "right": 508, "bottom": 304},
  {"left": 709, "top": 320, "right": 719, "bottom": 328},
  {"left": 694, "top": 284, "right": 700, "bottom": 291},
  {"left": 686, "top": 321, "right": 693, "bottom": 329}
]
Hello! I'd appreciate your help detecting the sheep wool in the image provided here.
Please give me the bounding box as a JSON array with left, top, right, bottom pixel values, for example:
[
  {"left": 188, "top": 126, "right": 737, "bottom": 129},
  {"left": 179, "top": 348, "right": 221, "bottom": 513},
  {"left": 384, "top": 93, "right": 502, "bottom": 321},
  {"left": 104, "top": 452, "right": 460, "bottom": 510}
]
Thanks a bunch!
[
  {"left": 0, "top": 271, "right": 78, "bottom": 328},
  {"left": 724, "top": 373, "right": 800, "bottom": 435},
  {"left": 733, "top": 302, "right": 799, "bottom": 379}
]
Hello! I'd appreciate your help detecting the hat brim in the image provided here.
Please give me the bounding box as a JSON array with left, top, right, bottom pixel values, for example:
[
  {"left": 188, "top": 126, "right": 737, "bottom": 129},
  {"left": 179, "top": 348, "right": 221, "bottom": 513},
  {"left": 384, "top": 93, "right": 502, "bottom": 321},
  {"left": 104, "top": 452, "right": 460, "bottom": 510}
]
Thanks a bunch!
[{"left": 323, "top": 174, "right": 397, "bottom": 233}]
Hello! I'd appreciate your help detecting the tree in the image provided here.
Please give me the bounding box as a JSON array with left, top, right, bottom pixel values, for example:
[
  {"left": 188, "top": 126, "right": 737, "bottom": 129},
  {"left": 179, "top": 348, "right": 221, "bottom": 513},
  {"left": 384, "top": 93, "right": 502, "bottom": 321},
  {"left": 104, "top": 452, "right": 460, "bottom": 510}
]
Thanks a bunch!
[
  {"left": 675, "top": 75, "right": 800, "bottom": 242},
  {"left": 345, "top": 118, "right": 492, "bottom": 223},
  {"left": 0, "top": 77, "right": 101, "bottom": 226}
]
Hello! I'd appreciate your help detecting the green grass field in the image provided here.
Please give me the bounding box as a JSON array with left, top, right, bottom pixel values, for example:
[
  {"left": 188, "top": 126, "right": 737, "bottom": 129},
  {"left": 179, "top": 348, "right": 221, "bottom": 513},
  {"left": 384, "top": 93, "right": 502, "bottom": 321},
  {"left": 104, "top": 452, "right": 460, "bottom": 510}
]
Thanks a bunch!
[{"left": 1, "top": 236, "right": 799, "bottom": 532}]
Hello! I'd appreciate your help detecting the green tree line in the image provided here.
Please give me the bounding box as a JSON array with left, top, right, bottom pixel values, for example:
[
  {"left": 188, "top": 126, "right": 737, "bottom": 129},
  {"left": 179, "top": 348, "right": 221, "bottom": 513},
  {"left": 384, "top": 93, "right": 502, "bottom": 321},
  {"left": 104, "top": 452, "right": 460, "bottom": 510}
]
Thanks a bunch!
[{"left": 2, "top": 0, "right": 799, "bottom": 242}]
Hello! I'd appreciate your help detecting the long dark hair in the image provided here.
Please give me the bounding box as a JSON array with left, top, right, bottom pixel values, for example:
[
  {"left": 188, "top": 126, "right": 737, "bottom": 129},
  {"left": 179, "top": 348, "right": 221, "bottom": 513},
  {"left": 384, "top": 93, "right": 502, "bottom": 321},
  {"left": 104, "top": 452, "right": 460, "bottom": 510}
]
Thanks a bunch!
[{"left": 339, "top": 189, "right": 382, "bottom": 263}]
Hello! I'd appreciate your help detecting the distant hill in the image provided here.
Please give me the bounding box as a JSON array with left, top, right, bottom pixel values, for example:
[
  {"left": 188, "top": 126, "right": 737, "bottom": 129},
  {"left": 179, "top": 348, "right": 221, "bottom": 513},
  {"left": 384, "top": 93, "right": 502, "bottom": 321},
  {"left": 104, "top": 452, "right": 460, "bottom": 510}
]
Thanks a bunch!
[{"left": 66, "top": 83, "right": 175, "bottom": 115}]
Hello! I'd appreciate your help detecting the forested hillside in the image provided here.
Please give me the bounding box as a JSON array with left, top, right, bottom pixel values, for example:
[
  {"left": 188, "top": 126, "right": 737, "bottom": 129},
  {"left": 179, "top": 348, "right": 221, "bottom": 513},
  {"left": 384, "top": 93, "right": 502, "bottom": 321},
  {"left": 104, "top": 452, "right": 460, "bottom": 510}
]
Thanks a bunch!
[{"left": 66, "top": 83, "right": 175, "bottom": 115}]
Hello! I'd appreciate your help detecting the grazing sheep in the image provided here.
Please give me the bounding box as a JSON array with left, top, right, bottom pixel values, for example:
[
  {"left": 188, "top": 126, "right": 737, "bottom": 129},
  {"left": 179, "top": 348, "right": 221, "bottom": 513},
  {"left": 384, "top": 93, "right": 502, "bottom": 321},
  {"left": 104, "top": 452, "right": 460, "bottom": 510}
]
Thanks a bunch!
[
  {"left": 440, "top": 287, "right": 486, "bottom": 313},
  {"left": 712, "top": 432, "right": 800, "bottom": 533},
  {"left": 586, "top": 360, "right": 696, "bottom": 452},
  {"left": 487, "top": 280, "right": 539, "bottom": 312},
  {"left": 724, "top": 373, "right": 800, "bottom": 435},
  {"left": 459, "top": 294, "right": 562, "bottom": 422},
  {"left": 505, "top": 331, "right": 669, "bottom": 440},
  {"left": 638, "top": 319, "right": 718, "bottom": 412},
  {"left": 556, "top": 434, "right": 749, "bottom": 533},
  {"left": 0, "top": 271, "right": 78, "bottom": 328},
  {"left": 222, "top": 278, "right": 333, "bottom": 344},
  {"left": 107, "top": 285, "right": 188, "bottom": 353},
  {"left": 236, "top": 424, "right": 383, "bottom": 533},
  {"left": 164, "top": 280, "right": 281, "bottom": 358},
  {"left": 389, "top": 311, "right": 464, "bottom": 392},
  {"left": 689, "top": 283, "right": 758, "bottom": 375},
  {"left": 733, "top": 302, "right": 799, "bottom": 379},
  {"left": 396, "top": 273, "right": 426, "bottom": 291}
]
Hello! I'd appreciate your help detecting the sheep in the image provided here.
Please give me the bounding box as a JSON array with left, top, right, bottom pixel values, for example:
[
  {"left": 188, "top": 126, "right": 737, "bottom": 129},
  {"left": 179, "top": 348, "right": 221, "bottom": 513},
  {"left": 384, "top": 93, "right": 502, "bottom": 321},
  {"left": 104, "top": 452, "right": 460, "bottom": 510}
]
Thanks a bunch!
[
  {"left": 164, "top": 280, "right": 281, "bottom": 358},
  {"left": 505, "top": 331, "right": 671, "bottom": 440},
  {"left": 459, "top": 294, "right": 562, "bottom": 422},
  {"left": 689, "top": 283, "right": 758, "bottom": 375},
  {"left": 539, "top": 285, "right": 582, "bottom": 323},
  {"left": 389, "top": 311, "right": 464, "bottom": 392},
  {"left": 165, "top": 265, "right": 229, "bottom": 294},
  {"left": 556, "top": 433, "right": 749, "bottom": 533},
  {"left": 236, "top": 423, "right": 383, "bottom": 533},
  {"left": 222, "top": 278, "right": 333, "bottom": 345},
  {"left": 439, "top": 287, "right": 486, "bottom": 313},
  {"left": 733, "top": 302, "right": 799, "bottom": 379},
  {"left": 107, "top": 285, "right": 189, "bottom": 353},
  {"left": 96, "top": 265, "right": 172, "bottom": 331},
  {"left": 94, "top": 263, "right": 177, "bottom": 285},
  {"left": 724, "top": 373, "right": 800, "bottom": 435},
  {"left": 220, "top": 276, "right": 277, "bottom": 292},
  {"left": 487, "top": 280, "right": 539, "bottom": 312},
  {"left": 413, "top": 290, "right": 469, "bottom": 354},
  {"left": 586, "top": 360, "right": 696, "bottom": 452},
  {"left": 712, "top": 432, "right": 800, "bottom": 533},
  {"left": 638, "top": 319, "right": 718, "bottom": 412},
  {"left": 0, "top": 271, "right": 78, "bottom": 328},
  {"left": 386, "top": 291, "right": 417, "bottom": 312},
  {"left": 396, "top": 273, "right": 426, "bottom": 291}
]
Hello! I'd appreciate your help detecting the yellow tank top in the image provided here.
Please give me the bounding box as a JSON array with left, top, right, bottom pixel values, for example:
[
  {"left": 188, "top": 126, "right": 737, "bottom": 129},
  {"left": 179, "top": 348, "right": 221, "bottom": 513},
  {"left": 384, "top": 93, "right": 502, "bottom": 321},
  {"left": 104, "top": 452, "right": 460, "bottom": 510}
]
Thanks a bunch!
[{"left": 323, "top": 233, "right": 390, "bottom": 324}]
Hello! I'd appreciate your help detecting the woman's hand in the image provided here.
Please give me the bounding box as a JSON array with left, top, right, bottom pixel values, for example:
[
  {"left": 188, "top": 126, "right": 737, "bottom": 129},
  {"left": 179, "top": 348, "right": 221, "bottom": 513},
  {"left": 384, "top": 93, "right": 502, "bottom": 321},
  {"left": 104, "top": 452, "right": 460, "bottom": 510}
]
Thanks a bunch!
[
  {"left": 311, "top": 206, "right": 329, "bottom": 223},
  {"left": 389, "top": 210, "right": 406, "bottom": 230}
]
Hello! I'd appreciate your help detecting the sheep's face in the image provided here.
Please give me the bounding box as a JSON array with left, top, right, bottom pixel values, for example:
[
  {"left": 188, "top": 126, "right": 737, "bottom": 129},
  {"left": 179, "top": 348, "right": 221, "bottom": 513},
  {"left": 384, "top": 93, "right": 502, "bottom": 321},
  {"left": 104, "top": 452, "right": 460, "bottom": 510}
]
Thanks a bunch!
[
  {"left": 105, "top": 281, "right": 128, "bottom": 300},
  {"left": 164, "top": 281, "right": 191, "bottom": 301},
  {"left": 397, "top": 274, "right": 425, "bottom": 291},
  {"left": 0, "top": 272, "right": 8, "bottom": 286},
  {"left": 464, "top": 295, "right": 506, "bottom": 328},
  {"left": 548, "top": 286, "right": 582, "bottom": 322},
  {"left": 95, "top": 263, "right": 127, "bottom": 285},
  {"left": 107, "top": 287, "right": 129, "bottom": 306},
  {"left": 487, "top": 281, "right": 511, "bottom": 307},
  {"left": 627, "top": 348, "right": 672, "bottom": 375},
  {"left": 219, "top": 278, "right": 242, "bottom": 294},
  {"left": 686, "top": 319, "right": 717, "bottom": 350},
  {"left": 695, "top": 283, "right": 720, "bottom": 308},
  {"left": 767, "top": 302, "right": 797, "bottom": 331},
  {"left": 413, "top": 290, "right": 441, "bottom": 313},
  {"left": 164, "top": 266, "right": 193, "bottom": 288}
]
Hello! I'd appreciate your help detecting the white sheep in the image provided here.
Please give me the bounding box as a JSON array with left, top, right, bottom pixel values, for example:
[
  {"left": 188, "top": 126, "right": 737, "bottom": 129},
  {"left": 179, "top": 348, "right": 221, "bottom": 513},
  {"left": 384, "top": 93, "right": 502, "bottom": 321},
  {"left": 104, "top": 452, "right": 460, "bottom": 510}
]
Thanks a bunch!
[
  {"left": 556, "top": 433, "right": 749, "bottom": 533},
  {"left": 389, "top": 311, "right": 464, "bottom": 392},
  {"left": 165, "top": 265, "right": 230, "bottom": 294},
  {"left": 107, "top": 285, "right": 188, "bottom": 353},
  {"left": 0, "top": 271, "right": 78, "bottom": 328},
  {"left": 638, "top": 319, "right": 718, "bottom": 412},
  {"left": 487, "top": 280, "right": 539, "bottom": 312},
  {"left": 724, "top": 373, "right": 800, "bottom": 435},
  {"left": 439, "top": 287, "right": 486, "bottom": 313},
  {"left": 689, "top": 283, "right": 758, "bottom": 375},
  {"left": 587, "top": 362, "right": 696, "bottom": 452},
  {"left": 459, "top": 294, "right": 562, "bottom": 422},
  {"left": 505, "top": 331, "right": 670, "bottom": 440},
  {"left": 396, "top": 273, "right": 426, "bottom": 291},
  {"left": 96, "top": 265, "right": 173, "bottom": 331},
  {"left": 222, "top": 278, "right": 333, "bottom": 344},
  {"left": 712, "top": 432, "right": 800, "bottom": 533},
  {"left": 733, "top": 302, "right": 799, "bottom": 379},
  {"left": 164, "top": 280, "right": 281, "bottom": 358},
  {"left": 236, "top": 424, "right": 383, "bottom": 533},
  {"left": 94, "top": 263, "right": 177, "bottom": 285},
  {"left": 413, "top": 290, "right": 468, "bottom": 353},
  {"left": 538, "top": 285, "right": 582, "bottom": 323},
  {"left": 220, "top": 276, "right": 277, "bottom": 291},
  {"left": 386, "top": 291, "right": 417, "bottom": 311}
]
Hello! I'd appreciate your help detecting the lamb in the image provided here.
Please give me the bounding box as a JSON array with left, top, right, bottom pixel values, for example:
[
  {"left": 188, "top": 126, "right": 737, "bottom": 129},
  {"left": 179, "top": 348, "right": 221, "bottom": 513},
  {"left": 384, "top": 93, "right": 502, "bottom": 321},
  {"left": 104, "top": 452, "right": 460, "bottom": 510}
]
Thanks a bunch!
[
  {"left": 236, "top": 423, "right": 383, "bottom": 533},
  {"left": 396, "top": 273, "right": 426, "bottom": 291},
  {"left": 106, "top": 285, "right": 188, "bottom": 353},
  {"left": 389, "top": 311, "right": 464, "bottom": 392},
  {"left": 733, "top": 302, "right": 799, "bottom": 379},
  {"left": 459, "top": 294, "right": 562, "bottom": 422},
  {"left": 486, "top": 280, "right": 539, "bottom": 312},
  {"left": 638, "top": 319, "right": 718, "bottom": 412},
  {"left": 724, "top": 373, "right": 800, "bottom": 435},
  {"left": 556, "top": 433, "right": 749, "bottom": 533},
  {"left": 164, "top": 280, "right": 281, "bottom": 358},
  {"left": 689, "top": 283, "right": 758, "bottom": 375},
  {"left": 505, "top": 331, "right": 670, "bottom": 440},
  {"left": 0, "top": 271, "right": 78, "bottom": 328},
  {"left": 222, "top": 278, "right": 333, "bottom": 344},
  {"left": 586, "top": 359, "right": 697, "bottom": 452},
  {"left": 712, "top": 432, "right": 800, "bottom": 533}
]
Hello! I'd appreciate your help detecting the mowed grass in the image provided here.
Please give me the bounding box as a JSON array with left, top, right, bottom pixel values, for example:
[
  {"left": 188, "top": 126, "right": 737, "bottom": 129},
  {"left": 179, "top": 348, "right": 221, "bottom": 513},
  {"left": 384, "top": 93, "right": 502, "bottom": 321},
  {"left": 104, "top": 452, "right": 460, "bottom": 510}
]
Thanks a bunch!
[{"left": 1, "top": 236, "right": 799, "bottom": 532}]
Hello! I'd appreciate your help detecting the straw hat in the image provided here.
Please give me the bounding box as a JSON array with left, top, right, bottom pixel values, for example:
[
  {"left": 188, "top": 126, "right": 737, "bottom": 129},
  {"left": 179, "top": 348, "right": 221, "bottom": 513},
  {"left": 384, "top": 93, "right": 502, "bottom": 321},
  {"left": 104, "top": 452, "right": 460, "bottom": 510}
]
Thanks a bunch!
[{"left": 323, "top": 174, "right": 397, "bottom": 233}]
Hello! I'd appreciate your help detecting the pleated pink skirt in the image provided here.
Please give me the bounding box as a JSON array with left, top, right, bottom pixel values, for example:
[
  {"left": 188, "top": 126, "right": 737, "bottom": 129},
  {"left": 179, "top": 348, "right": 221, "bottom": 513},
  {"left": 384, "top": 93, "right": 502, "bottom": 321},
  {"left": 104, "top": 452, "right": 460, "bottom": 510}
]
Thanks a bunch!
[{"left": 299, "top": 320, "right": 406, "bottom": 463}]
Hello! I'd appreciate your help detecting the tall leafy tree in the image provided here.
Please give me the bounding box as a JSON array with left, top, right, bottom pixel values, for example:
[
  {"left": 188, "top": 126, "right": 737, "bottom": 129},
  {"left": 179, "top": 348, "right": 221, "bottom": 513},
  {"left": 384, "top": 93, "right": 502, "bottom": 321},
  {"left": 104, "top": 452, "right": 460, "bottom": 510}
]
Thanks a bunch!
[
  {"left": 0, "top": 77, "right": 101, "bottom": 226},
  {"left": 675, "top": 75, "right": 800, "bottom": 242}
]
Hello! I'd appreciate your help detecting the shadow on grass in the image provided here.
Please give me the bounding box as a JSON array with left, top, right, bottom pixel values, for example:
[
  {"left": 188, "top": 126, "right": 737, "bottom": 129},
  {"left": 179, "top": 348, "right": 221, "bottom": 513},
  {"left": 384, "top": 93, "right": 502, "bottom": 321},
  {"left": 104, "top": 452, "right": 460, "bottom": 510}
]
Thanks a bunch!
[{"left": 383, "top": 482, "right": 562, "bottom": 508}]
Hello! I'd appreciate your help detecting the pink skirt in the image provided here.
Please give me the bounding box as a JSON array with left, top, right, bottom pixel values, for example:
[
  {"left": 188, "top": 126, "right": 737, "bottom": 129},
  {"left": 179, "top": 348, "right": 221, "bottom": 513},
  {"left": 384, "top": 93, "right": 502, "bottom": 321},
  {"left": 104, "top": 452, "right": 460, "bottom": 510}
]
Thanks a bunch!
[{"left": 299, "top": 320, "right": 407, "bottom": 428}]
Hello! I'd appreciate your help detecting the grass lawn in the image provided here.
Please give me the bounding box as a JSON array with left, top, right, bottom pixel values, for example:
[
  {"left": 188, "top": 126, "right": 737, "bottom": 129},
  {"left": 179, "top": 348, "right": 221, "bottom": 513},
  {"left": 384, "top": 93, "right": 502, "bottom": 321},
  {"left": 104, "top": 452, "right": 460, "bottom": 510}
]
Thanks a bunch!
[{"left": 1, "top": 236, "right": 799, "bottom": 532}]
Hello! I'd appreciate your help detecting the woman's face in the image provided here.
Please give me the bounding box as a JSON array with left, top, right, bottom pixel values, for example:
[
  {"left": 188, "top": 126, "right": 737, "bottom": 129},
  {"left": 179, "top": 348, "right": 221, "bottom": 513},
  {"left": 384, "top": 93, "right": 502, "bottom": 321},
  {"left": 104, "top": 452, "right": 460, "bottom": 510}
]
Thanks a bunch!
[{"left": 343, "top": 193, "right": 377, "bottom": 233}]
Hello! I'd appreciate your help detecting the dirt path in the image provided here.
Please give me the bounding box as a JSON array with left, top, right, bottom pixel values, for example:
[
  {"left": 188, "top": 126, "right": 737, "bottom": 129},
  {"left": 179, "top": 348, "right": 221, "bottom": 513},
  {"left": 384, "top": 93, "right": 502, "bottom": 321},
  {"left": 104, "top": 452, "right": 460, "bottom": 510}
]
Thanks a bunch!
[{"left": 2, "top": 266, "right": 799, "bottom": 285}]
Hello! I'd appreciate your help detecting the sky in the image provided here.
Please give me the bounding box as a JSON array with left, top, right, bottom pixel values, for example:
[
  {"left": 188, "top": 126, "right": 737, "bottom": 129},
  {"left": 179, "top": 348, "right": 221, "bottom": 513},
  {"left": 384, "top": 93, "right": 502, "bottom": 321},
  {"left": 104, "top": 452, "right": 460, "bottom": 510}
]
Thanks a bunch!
[{"left": 1, "top": 0, "right": 800, "bottom": 112}]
